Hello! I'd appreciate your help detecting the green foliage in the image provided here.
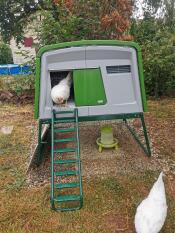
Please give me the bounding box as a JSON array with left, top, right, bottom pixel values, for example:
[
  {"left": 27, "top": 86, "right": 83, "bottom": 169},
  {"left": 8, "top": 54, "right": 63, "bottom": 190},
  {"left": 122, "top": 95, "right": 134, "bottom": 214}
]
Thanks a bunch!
[
  {"left": 38, "top": 10, "right": 88, "bottom": 45},
  {"left": 164, "top": 0, "right": 175, "bottom": 30},
  {"left": 130, "top": 18, "right": 160, "bottom": 44},
  {"left": 38, "top": 1, "right": 101, "bottom": 45},
  {"left": 143, "top": 0, "right": 163, "bottom": 18},
  {"left": 131, "top": 0, "right": 175, "bottom": 97},
  {"left": 143, "top": 31, "right": 175, "bottom": 97},
  {"left": 38, "top": 0, "right": 132, "bottom": 45},
  {"left": 6, "top": 168, "right": 26, "bottom": 190},
  {"left": 1, "top": 74, "right": 35, "bottom": 96},
  {"left": 0, "top": 43, "right": 13, "bottom": 64},
  {"left": 0, "top": 0, "right": 48, "bottom": 43},
  {"left": 132, "top": 21, "right": 175, "bottom": 97},
  {"left": 10, "top": 75, "right": 35, "bottom": 96}
]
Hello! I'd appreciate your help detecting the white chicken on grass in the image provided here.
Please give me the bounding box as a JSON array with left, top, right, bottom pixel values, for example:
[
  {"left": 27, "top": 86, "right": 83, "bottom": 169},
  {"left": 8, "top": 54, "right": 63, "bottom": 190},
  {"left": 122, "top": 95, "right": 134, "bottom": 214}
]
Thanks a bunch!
[
  {"left": 135, "top": 172, "right": 167, "bottom": 233},
  {"left": 51, "top": 72, "right": 72, "bottom": 105}
]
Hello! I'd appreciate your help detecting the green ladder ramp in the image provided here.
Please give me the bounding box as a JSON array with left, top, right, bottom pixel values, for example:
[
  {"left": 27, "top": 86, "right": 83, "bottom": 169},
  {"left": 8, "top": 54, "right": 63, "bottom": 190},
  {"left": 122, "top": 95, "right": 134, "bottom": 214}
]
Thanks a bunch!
[{"left": 51, "top": 108, "right": 83, "bottom": 212}]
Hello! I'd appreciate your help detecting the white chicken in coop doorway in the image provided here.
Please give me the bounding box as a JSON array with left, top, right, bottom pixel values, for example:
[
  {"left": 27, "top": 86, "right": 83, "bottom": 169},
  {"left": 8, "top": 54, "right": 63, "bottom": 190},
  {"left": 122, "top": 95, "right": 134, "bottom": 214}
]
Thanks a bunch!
[
  {"left": 51, "top": 72, "right": 72, "bottom": 105},
  {"left": 134, "top": 172, "right": 167, "bottom": 233}
]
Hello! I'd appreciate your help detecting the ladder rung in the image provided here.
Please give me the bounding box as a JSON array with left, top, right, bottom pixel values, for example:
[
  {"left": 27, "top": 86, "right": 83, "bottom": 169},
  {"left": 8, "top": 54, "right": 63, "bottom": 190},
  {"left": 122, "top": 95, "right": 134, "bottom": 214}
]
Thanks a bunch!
[
  {"left": 54, "top": 159, "right": 78, "bottom": 164},
  {"left": 41, "top": 141, "right": 48, "bottom": 144},
  {"left": 54, "top": 110, "right": 75, "bottom": 114},
  {"left": 54, "top": 118, "right": 75, "bottom": 123},
  {"left": 55, "top": 182, "right": 79, "bottom": 189},
  {"left": 54, "top": 137, "right": 76, "bottom": 143},
  {"left": 54, "top": 127, "right": 75, "bottom": 133},
  {"left": 54, "top": 170, "right": 79, "bottom": 176},
  {"left": 54, "top": 148, "right": 76, "bottom": 153},
  {"left": 54, "top": 194, "right": 81, "bottom": 202}
]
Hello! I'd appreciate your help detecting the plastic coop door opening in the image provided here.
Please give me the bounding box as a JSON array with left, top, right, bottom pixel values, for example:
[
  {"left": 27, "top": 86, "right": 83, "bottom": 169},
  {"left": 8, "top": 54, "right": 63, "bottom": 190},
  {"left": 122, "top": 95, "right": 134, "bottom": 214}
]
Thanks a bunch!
[
  {"left": 50, "top": 71, "right": 75, "bottom": 106},
  {"left": 50, "top": 68, "right": 107, "bottom": 108}
]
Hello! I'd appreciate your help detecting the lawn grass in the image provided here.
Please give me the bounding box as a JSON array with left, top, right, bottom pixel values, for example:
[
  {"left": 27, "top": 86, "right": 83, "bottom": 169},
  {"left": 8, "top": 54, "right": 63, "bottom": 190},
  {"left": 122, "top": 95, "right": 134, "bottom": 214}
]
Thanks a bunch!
[{"left": 0, "top": 100, "right": 175, "bottom": 233}]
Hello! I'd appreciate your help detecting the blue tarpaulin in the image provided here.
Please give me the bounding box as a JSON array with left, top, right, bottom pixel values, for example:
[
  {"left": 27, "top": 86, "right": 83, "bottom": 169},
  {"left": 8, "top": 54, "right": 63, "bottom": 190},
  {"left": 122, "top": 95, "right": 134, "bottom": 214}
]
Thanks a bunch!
[{"left": 0, "top": 64, "right": 31, "bottom": 75}]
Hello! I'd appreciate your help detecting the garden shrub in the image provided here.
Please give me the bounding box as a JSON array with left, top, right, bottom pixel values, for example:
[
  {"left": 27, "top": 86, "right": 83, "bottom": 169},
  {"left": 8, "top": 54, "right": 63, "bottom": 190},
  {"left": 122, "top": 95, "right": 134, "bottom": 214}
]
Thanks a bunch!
[
  {"left": 131, "top": 18, "right": 175, "bottom": 97},
  {"left": 0, "top": 74, "right": 35, "bottom": 96},
  {"left": 143, "top": 31, "right": 175, "bottom": 97},
  {"left": 0, "top": 43, "right": 13, "bottom": 64}
]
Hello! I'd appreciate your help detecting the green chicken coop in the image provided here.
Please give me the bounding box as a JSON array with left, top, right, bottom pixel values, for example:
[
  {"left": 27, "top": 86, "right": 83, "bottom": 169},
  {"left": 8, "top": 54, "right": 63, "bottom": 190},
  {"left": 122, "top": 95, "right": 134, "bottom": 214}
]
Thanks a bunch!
[{"left": 34, "top": 40, "right": 151, "bottom": 212}]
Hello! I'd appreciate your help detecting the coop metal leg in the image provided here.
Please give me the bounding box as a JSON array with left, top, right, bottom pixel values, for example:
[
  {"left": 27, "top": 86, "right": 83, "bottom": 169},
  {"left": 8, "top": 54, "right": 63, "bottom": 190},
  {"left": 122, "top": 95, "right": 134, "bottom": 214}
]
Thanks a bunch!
[
  {"left": 36, "top": 121, "right": 51, "bottom": 166},
  {"left": 36, "top": 120, "right": 43, "bottom": 166},
  {"left": 123, "top": 114, "right": 151, "bottom": 156},
  {"left": 140, "top": 114, "right": 151, "bottom": 156}
]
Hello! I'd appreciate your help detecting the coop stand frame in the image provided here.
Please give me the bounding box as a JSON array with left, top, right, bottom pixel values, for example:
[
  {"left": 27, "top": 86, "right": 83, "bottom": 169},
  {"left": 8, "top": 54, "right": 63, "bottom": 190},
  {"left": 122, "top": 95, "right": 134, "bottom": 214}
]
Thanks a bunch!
[
  {"left": 36, "top": 112, "right": 151, "bottom": 166},
  {"left": 37, "top": 119, "right": 51, "bottom": 166},
  {"left": 123, "top": 114, "right": 151, "bottom": 156}
]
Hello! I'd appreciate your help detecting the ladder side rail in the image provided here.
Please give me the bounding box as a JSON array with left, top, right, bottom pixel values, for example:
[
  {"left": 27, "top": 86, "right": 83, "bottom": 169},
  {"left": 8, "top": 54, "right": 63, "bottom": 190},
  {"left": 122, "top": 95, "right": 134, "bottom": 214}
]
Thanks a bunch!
[
  {"left": 75, "top": 109, "right": 83, "bottom": 198},
  {"left": 51, "top": 110, "right": 55, "bottom": 203}
]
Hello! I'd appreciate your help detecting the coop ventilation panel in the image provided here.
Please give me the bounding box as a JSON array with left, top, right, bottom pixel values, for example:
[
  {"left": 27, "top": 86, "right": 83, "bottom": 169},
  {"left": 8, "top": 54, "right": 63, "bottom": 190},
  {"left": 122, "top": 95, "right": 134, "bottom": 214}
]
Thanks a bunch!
[{"left": 106, "top": 65, "right": 131, "bottom": 74}]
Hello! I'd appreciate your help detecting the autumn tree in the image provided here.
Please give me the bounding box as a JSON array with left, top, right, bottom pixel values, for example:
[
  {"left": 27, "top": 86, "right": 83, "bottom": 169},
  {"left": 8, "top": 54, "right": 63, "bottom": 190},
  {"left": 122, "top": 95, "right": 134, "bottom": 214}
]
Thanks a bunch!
[
  {"left": 39, "top": 0, "right": 133, "bottom": 45},
  {"left": 100, "top": 0, "right": 133, "bottom": 40}
]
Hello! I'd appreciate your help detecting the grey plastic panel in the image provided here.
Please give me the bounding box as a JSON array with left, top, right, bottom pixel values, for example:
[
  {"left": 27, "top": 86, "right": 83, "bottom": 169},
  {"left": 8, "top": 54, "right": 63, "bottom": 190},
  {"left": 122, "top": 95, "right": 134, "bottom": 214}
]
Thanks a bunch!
[
  {"left": 47, "top": 47, "right": 86, "bottom": 65},
  {"left": 89, "top": 102, "right": 139, "bottom": 116},
  {"left": 47, "top": 47, "right": 86, "bottom": 71},
  {"left": 86, "top": 45, "right": 131, "bottom": 60},
  {"left": 86, "top": 46, "right": 143, "bottom": 114}
]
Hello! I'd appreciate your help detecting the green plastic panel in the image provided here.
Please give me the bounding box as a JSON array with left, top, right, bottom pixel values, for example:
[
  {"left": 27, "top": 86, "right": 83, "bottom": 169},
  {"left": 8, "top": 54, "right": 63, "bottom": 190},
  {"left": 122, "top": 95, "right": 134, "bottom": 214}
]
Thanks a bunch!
[{"left": 73, "top": 68, "right": 107, "bottom": 106}]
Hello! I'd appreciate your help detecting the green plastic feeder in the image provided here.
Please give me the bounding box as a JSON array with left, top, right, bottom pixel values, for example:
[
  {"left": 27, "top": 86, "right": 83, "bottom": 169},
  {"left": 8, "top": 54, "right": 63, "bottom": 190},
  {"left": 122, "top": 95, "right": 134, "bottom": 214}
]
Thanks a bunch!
[
  {"left": 96, "top": 126, "right": 118, "bottom": 152},
  {"left": 101, "top": 126, "right": 113, "bottom": 145}
]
